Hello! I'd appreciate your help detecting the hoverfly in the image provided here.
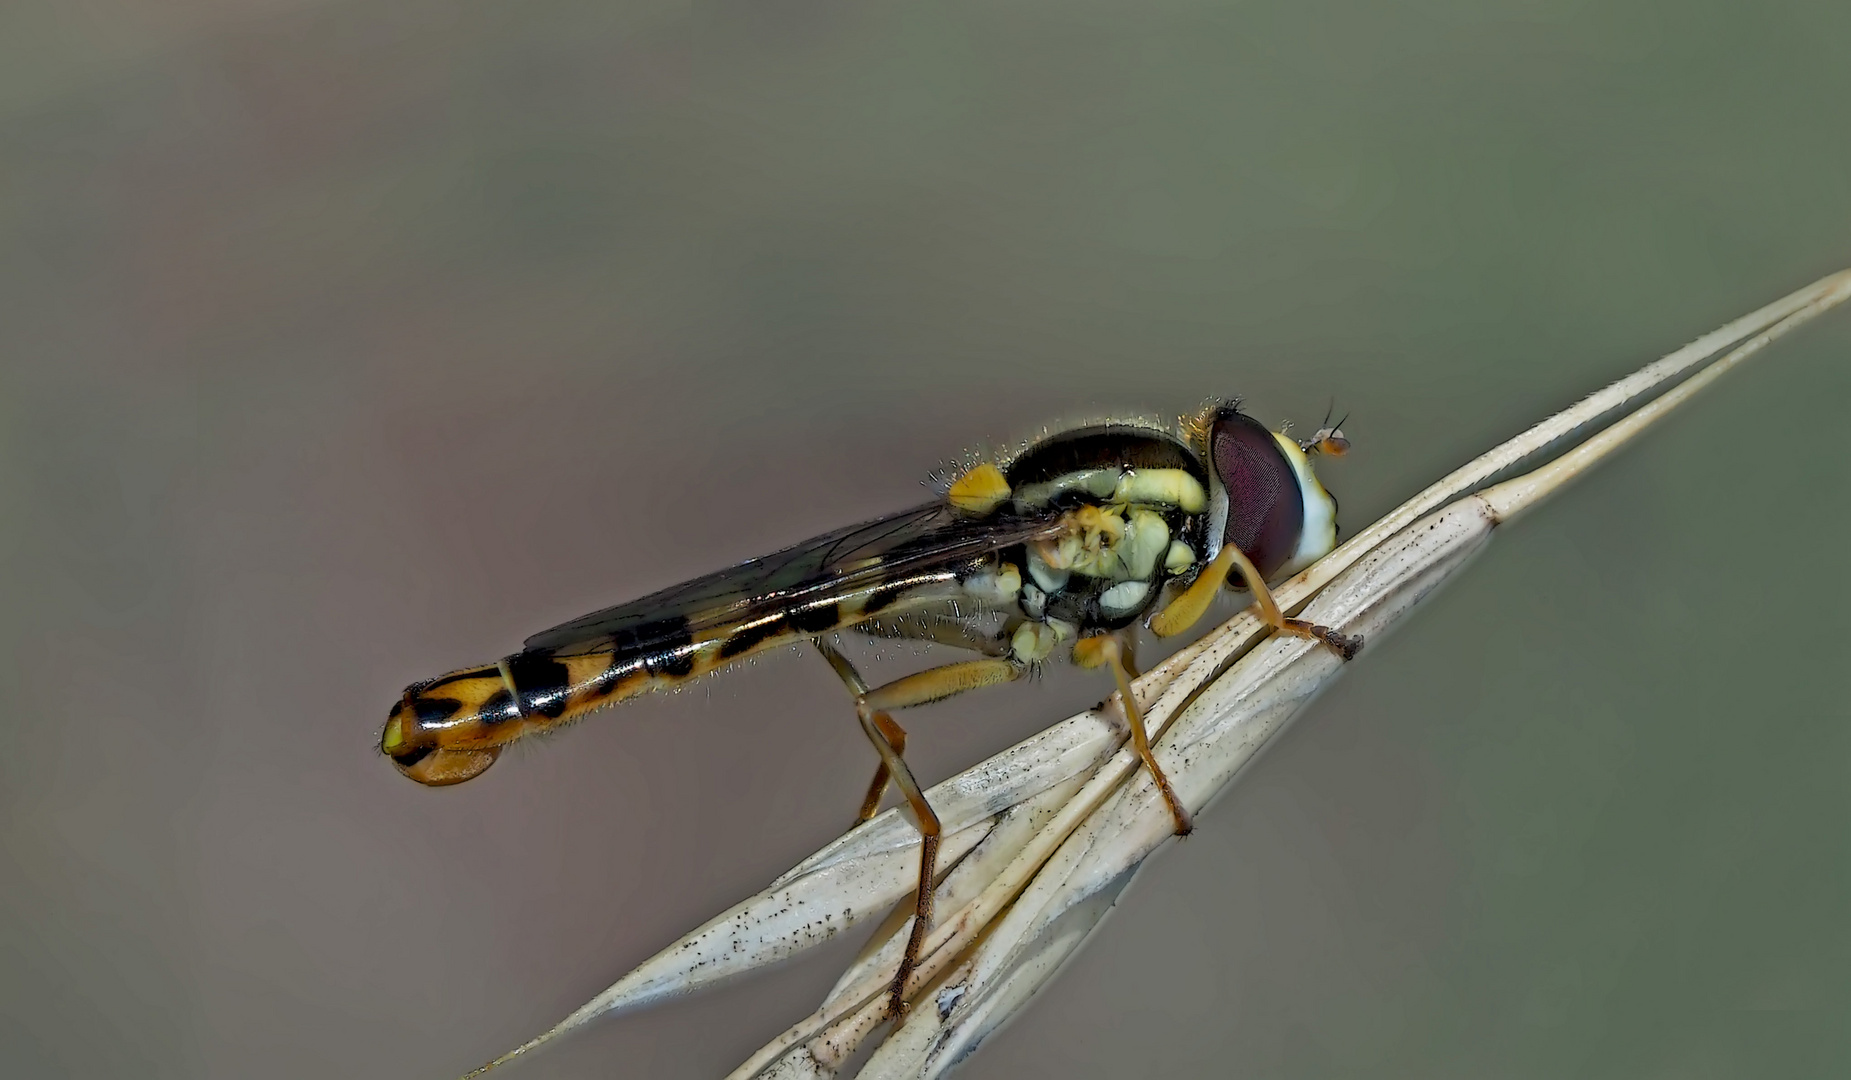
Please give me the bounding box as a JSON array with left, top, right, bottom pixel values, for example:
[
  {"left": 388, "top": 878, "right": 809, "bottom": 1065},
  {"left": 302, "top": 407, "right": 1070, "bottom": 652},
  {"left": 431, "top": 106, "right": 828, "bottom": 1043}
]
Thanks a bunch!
[{"left": 381, "top": 400, "right": 1360, "bottom": 1015}]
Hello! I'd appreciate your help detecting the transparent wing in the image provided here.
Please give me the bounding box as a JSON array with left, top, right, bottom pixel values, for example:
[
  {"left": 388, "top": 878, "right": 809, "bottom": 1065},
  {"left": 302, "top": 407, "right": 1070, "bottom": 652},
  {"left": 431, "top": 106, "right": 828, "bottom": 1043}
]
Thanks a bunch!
[{"left": 523, "top": 501, "right": 1065, "bottom": 656}]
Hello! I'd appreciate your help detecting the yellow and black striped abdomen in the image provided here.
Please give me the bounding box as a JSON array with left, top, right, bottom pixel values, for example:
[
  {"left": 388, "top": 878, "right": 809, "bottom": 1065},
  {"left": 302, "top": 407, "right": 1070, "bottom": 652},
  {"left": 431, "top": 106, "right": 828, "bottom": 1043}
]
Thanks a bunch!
[
  {"left": 382, "top": 634, "right": 711, "bottom": 786},
  {"left": 381, "top": 564, "right": 986, "bottom": 785}
]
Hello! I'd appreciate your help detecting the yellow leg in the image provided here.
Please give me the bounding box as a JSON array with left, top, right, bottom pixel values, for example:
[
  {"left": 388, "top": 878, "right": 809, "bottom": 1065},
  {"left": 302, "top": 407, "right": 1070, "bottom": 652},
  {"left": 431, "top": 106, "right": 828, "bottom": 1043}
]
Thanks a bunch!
[
  {"left": 1073, "top": 632, "right": 1193, "bottom": 835},
  {"left": 812, "top": 640, "right": 1024, "bottom": 1018},
  {"left": 1149, "top": 545, "right": 1237, "bottom": 638},
  {"left": 816, "top": 644, "right": 1022, "bottom": 818},
  {"left": 1118, "top": 634, "right": 1141, "bottom": 679},
  {"left": 857, "top": 712, "right": 910, "bottom": 823},
  {"left": 859, "top": 657, "right": 1023, "bottom": 712},
  {"left": 1150, "top": 545, "right": 1362, "bottom": 660}
]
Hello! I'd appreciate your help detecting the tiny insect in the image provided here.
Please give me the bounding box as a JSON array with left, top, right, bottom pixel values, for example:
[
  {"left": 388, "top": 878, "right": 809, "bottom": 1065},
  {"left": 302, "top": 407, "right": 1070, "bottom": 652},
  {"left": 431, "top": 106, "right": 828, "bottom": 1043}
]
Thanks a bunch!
[{"left": 381, "top": 399, "right": 1360, "bottom": 1015}]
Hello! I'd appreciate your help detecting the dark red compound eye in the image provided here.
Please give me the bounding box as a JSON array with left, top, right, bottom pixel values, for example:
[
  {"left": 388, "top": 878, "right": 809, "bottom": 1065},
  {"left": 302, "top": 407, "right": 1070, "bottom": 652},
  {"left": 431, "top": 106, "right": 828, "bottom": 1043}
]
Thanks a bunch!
[{"left": 1210, "top": 408, "right": 1304, "bottom": 581}]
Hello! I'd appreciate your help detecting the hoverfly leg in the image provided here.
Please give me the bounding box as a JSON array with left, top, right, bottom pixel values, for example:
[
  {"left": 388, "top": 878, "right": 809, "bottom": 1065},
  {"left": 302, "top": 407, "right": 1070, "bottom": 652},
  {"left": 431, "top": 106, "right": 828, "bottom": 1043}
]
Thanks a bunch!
[
  {"left": 1073, "top": 632, "right": 1193, "bottom": 836},
  {"left": 1149, "top": 544, "right": 1238, "bottom": 638},
  {"left": 856, "top": 712, "right": 909, "bottom": 822},
  {"left": 1151, "top": 542, "right": 1362, "bottom": 660},
  {"left": 1219, "top": 538, "right": 1362, "bottom": 658},
  {"left": 1282, "top": 618, "right": 1363, "bottom": 661},
  {"left": 1117, "top": 633, "right": 1141, "bottom": 680},
  {"left": 843, "top": 614, "right": 1008, "bottom": 819},
  {"left": 810, "top": 638, "right": 1025, "bottom": 1019},
  {"left": 854, "top": 656, "right": 1025, "bottom": 710},
  {"left": 852, "top": 700, "right": 938, "bottom": 1023}
]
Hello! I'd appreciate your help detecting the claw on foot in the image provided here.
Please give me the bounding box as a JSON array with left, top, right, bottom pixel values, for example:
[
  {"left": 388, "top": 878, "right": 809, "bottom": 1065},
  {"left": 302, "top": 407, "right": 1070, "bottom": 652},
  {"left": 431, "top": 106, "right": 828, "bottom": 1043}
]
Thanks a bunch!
[{"left": 1317, "top": 625, "right": 1364, "bottom": 661}]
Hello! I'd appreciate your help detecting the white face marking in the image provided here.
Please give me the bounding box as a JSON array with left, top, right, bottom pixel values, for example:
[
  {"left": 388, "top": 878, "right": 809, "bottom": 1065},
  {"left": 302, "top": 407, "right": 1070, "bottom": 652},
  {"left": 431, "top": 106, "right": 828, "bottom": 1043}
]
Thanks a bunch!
[{"left": 1268, "top": 433, "right": 1339, "bottom": 579}]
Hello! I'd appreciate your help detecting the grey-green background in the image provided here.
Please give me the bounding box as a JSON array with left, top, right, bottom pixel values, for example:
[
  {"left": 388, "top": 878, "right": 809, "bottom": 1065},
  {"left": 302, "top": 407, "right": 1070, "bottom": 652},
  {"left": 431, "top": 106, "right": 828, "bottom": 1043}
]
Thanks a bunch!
[{"left": 5, "top": 2, "right": 1848, "bottom": 1077}]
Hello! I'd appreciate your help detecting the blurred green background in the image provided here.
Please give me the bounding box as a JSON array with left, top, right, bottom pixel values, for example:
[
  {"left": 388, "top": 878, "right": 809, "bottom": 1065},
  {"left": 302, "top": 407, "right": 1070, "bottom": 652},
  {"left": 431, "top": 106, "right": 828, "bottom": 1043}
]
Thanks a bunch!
[{"left": 3, "top": 2, "right": 1848, "bottom": 1077}]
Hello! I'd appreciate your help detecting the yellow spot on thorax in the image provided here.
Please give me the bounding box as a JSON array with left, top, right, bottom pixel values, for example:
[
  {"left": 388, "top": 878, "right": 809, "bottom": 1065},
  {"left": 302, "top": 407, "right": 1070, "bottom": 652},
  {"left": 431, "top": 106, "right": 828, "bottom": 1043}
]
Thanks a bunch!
[
  {"left": 947, "top": 463, "right": 1011, "bottom": 515},
  {"left": 1112, "top": 469, "right": 1206, "bottom": 513}
]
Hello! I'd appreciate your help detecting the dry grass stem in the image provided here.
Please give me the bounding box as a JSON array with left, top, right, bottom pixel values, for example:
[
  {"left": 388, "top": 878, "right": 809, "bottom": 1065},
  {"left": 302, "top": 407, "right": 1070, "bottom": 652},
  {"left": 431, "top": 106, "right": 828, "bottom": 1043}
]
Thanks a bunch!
[{"left": 470, "top": 269, "right": 1850, "bottom": 1079}]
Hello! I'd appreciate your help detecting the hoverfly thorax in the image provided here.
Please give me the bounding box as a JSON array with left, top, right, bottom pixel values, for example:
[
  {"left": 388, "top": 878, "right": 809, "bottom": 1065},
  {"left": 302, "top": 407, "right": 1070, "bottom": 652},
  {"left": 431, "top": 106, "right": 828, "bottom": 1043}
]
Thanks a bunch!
[{"left": 999, "top": 423, "right": 1212, "bottom": 633}]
